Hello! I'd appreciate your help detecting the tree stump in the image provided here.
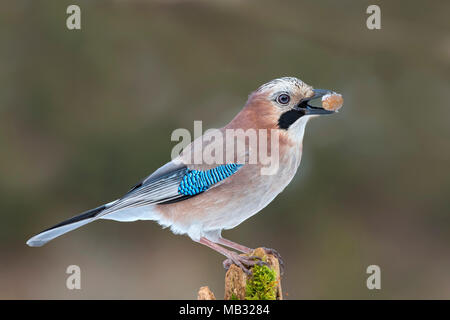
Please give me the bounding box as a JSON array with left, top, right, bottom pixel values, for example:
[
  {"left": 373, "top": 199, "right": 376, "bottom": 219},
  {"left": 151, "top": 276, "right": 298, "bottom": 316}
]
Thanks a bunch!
[
  {"left": 197, "top": 247, "right": 283, "bottom": 300},
  {"left": 197, "top": 286, "right": 216, "bottom": 300}
]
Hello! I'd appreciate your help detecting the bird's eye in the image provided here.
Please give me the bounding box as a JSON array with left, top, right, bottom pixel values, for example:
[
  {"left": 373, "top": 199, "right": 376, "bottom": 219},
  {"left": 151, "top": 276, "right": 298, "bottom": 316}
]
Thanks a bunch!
[{"left": 277, "top": 94, "right": 290, "bottom": 105}]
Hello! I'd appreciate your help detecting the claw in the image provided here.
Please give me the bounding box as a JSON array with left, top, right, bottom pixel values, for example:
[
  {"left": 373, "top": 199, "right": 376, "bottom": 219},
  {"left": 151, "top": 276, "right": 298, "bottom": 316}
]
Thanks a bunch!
[
  {"left": 255, "top": 260, "right": 269, "bottom": 267},
  {"left": 222, "top": 248, "right": 284, "bottom": 276},
  {"left": 223, "top": 252, "right": 266, "bottom": 275},
  {"left": 247, "top": 255, "right": 263, "bottom": 261},
  {"left": 262, "top": 247, "right": 285, "bottom": 275}
]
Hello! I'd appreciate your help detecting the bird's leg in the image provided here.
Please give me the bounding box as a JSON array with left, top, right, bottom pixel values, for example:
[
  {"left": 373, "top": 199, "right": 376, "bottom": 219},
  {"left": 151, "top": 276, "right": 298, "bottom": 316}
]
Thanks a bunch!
[
  {"left": 198, "top": 237, "right": 266, "bottom": 275},
  {"left": 218, "top": 237, "right": 285, "bottom": 275},
  {"left": 217, "top": 237, "right": 269, "bottom": 271},
  {"left": 217, "top": 237, "right": 252, "bottom": 254}
]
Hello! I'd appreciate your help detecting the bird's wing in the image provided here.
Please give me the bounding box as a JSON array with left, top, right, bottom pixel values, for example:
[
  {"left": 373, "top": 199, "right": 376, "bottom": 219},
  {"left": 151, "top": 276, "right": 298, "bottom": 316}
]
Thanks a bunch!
[
  {"left": 101, "top": 127, "right": 248, "bottom": 216},
  {"left": 26, "top": 136, "right": 245, "bottom": 246},
  {"left": 26, "top": 160, "right": 206, "bottom": 246},
  {"left": 98, "top": 160, "right": 243, "bottom": 217}
]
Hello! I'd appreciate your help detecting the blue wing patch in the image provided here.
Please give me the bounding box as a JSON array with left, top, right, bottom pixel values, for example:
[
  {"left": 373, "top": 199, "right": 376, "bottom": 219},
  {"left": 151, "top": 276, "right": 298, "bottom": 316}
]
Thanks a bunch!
[{"left": 178, "top": 164, "right": 243, "bottom": 196}]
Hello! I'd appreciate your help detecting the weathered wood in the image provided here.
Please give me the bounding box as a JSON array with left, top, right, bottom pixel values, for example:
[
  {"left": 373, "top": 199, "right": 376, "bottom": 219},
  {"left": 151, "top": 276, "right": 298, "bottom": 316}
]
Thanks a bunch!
[
  {"left": 224, "top": 264, "right": 247, "bottom": 300},
  {"left": 197, "top": 286, "right": 216, "bottom": 300},
  {"left": 197, "top": 247, "right": 282, "bottom": 300}
]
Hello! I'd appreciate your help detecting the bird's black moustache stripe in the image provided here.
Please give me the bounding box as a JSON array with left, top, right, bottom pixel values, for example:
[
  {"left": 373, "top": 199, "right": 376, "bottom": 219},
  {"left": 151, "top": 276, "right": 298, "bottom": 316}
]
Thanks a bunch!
[{"left": 278, "top": 109, "right": 304, "bottom": 130}]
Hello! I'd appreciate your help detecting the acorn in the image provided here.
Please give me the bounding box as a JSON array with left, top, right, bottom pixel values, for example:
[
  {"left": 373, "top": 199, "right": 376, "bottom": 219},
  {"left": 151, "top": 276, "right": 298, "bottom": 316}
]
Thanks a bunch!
[{"left": 322, "top": 93, "right": 343, "bottom": 111}]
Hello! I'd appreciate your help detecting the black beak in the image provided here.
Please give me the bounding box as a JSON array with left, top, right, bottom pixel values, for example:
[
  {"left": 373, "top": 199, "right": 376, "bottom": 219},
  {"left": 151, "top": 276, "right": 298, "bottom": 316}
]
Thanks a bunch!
[{"left": 293, "top": 89, "right": 336, "bottom": 115}]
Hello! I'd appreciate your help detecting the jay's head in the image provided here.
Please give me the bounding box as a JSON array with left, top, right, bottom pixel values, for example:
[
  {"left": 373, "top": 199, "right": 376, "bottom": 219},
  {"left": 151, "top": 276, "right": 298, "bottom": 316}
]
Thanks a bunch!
[{"left": 241, "top": 77, "right": 339, "bottom": 136}]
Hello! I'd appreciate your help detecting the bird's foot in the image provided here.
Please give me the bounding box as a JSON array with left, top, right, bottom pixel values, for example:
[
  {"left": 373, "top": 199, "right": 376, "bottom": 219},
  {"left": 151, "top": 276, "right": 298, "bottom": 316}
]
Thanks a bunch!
[
  {"left": 262, "top": 247, "right": 285, "bottom": 275},
  {"left": 223, "top": 252, "right": 268, "bottom": 276}
]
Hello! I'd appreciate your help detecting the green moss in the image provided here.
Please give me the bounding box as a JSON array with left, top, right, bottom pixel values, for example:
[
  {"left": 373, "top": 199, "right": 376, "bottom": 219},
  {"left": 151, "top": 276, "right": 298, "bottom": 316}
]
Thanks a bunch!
[
  {"left": 245, "top": 263, "right": 278, "bottom": 300},
  {"left": 230, "top": 293, "right": 238, "bottom": 300}
]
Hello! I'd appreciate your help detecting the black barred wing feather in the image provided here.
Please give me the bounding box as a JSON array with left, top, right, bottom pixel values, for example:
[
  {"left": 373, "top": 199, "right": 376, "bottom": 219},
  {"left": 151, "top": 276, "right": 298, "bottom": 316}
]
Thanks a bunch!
[{"left": 99, "top": 163, "right": 243, "bottom": 217}]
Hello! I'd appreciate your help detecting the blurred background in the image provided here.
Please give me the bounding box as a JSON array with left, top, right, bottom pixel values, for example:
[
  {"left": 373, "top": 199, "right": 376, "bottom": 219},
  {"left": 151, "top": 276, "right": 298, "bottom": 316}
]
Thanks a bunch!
[{"left": 1, "top": 0, "right": 450, "bottom": 299}]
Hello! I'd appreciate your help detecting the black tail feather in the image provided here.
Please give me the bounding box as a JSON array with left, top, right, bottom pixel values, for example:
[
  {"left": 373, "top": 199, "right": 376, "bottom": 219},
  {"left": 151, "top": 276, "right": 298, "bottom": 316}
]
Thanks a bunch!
[
  {"left": 40, "top": 204, "right": 106, "bottom": 233},
  {"left": 26, "top": 204, "right": 107, "bottom": 247}
]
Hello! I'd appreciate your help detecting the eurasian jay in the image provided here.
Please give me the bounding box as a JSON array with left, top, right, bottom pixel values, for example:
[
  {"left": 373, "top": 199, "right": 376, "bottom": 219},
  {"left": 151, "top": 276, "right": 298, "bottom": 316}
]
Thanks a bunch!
[{"left": 27, "top": 77, "right": 342, "bottom": 274}]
